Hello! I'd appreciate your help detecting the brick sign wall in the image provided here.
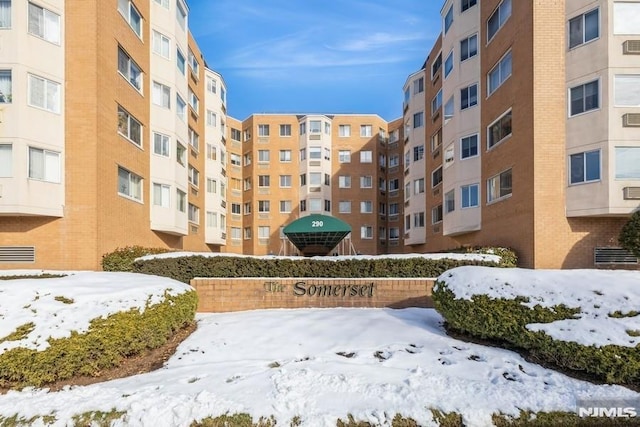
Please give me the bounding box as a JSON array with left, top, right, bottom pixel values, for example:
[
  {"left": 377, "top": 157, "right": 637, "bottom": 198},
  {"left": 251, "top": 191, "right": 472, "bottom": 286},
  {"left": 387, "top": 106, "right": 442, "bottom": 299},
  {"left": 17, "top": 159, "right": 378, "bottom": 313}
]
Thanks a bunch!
[{"left": 190, "top": 277, "right": 435, "bottom": 312}]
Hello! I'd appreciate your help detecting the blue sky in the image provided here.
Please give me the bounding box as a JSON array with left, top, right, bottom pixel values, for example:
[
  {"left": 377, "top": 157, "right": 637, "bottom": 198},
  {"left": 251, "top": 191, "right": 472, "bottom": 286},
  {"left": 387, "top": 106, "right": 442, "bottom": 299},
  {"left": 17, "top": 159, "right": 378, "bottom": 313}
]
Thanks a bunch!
[{"left": 187, "top": 1, "right": 443, "bottom": 121}]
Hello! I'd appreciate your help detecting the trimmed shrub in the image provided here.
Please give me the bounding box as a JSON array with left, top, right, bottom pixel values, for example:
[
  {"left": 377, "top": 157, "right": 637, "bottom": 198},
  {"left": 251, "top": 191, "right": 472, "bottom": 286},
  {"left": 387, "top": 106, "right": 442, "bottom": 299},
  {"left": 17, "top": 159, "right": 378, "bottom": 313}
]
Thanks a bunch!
[
  {"left": 131, "top": 253, "right": 512, "bottom": 284},
  {"left": 619, "top": 211, "right": 640, "bottom": 258},
  {"left": 433, "top": 283, "right": 640, "bottom": 387},
  {"left": 102, "top": 246, "right": 171, "bottom": 272},
  {"left": 0, "top": 290, "right": 197, "bottom": 389}
]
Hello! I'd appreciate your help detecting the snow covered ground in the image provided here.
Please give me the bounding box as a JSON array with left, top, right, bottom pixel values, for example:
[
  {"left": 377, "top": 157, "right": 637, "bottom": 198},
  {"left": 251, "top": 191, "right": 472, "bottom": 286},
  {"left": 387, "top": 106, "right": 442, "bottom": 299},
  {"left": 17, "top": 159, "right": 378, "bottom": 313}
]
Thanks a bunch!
[{"left": 0, "top": 269, "right": 638, "bottom": 426}]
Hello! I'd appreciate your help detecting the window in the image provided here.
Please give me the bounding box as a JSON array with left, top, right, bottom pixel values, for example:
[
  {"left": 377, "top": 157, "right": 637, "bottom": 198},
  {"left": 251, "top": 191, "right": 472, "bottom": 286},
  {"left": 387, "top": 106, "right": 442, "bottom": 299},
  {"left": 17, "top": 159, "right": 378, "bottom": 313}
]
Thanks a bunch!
[
  {"left": 487, "top": 0, "right": 512, "bottom": 42},
  {"left": 432, "top": 167, "right": 443, "bottom": 188},
  {"left": 0, "top": 70, "right": 11, "bottom": 103},
  {"left": 324, "top": 147, "right": 331, "bottom": 160},
  {"left": 432, "top": 90, "right": 442, "bottom": 116},
  {"left": 205, "top": 212, "right": 217, "bottom": 227},
  {"left": 118, "top": 47, "right": 142, "bottom": 91},
  {"left": 461, "top": 0, "right": 477, "bottom": 12},
  {"left": 413, "top": 112, "right": 424, "bottom": 128},
  {"left": 461, "top": 184, "right": 479, "bottom": 208},
  {"left": 615, "top": 147, "right": 640, "bottom": 179},
  {"left": 461, "top": 134, "right": 478, "bottom": 159},
  {"left": 279, "top": 150, "right": 292, "bottom": 162},
  {"left": 413, "top": 145, "right": 424, "bottom": 162},
  {"left": 0, "top": 144, "right": 11, "bottom": 177},
  {"left": 300, "top": 174, "right": 306, "bottom": 186},
  {"left": 431, "top": 53, "right": 442, "bottom": 78},
  {"left": 153, "top": 183, "right": 170, "bottom": 207},
  {"left": 431, "top": 129, "right": 442, "bottom": 152},
  {"left": 176, "top": 49, "right": 186, "bottom": 75},
  {"left": 188, "top": 203, "right": 199, "bottom": 223},
  {"left": 207, "top": 178, "right": 217, "bottom": 193},
  {"left": 570, "top": 150, "right": 600, "bottom": 184},
  {"left": 360, "top": 176, "right": 373, "bottom": 188},
  {"left": 615, "top": 75, "right": 640, "bottom": 107},
  {"left": 432, "top": 205, "right": 443, "bottom": 224},
  {"left": 207, "top": 77, "right": 217, "bottom": 94},
  {"left": 206, "top": 110, "right": 217, "bottom": 127},
  {"left": 309, "top": 146, "right": 322, "bottom": 160},
  {"left": 242, "top": 153, "right": 251, "bottom": 166},
  {"left": 228, "top": 153, "right": 241, "bottom": 165},
  {"left": 414, "top": 178, "right": 425, "bottom": 195},
  {"left": 339, "top": 125, "right": 351, "bottom": 137},
  {"left": 444, "top": 50, "right": 454, "bottom": 78},
  {"left": 444, "top": 96, "right": 454, "bottom": 122},
  {"left": 188, "top": 90, "right": 199, "bottom": 113},
  {"left": 445, "top": 190, "right": 455, "bottom": 213},
  {"left": 117, "top": 0, "right": 141, "bottom": 37},
  {"left": 280, "top": 200, "right": 292, "bottom": 213},
  {"left": 325, "top": 122, "right": 331, "bottom": 134},
  {"left": 280, "top": 175, "right": 292, "bottom": 188},
  {"left": 152, "top": 81, "right": 170, "bottom": 108},
  {"left": 231, "top": 128, "right": 241, "bottom": 141},
  {"left": 176, "top": 142, "right": 186, "bottom": 166},
  {"left": 405, "top": 150, "right": 411, "bottom": 167},
  {"left": 570, "top": 80, "right": 599, "bottom": 116},
  {"left": 28, "top": 74, "right": 60, "bottom": 113},
  {"left": 117, "top": 166, "right": 142, "bottom": 200},
  {"left": 299, "top": 122, "right": 306, "bottom": 135},
  {"left": 360, "top": 125, "right": 372, "bottom": 137},
  {"left": 488, "top": 51, "right": 512, "bottom": 95},
  {"left": 188, "top": 127, "right": 199, "bottom": 151},
  {"left": 461, "top": 84, "right": 478, "bottom": 110},
  {"left": 188, "top": 166, "right": 199, "bottom": 187},
  {"left": 339, "top": 201, "right": 351, "bottom": 213},
  {"left": 444, "top": 5, "right": 453, "bottom": 34},
  {"left": 29, "top": 2, "right": 61, "bottom": 44},
  {"left": 389, "top": 203, "right": 399, "bottom": 215},
  {"left": 174, "top": 95, "right": 185, "bottom": 121},
  {"left": 339, "top": 150, "right": 351, "bottom": 163},
  {"left": 176, "top": 0, "right": 187, "bottom": 30},
  {"left": 221, "top": 87, "right": 226, "bottom": 105},
  {"left": 388, "top": 178, "right": 400, "bottom": 192},
  {"left": 310, "top": 172, "right": 322, "bottom": 186},
  {"left": 154, "top": 0, "right": 169, "bottom": 8},
  {"left": 361, "top": 201, "right": 373, "bottom": 213},
  {"left": 414, "top": 212, "right": 425, "bottom": 228},
  {"left": 569, "top": 8, "right": 599, "bottom": 48},
  {"left": 153, "top": 132, "right": 170, "bottom": 157},
  {"left": 460, "top": 34, "right": 477, "bottom": 61},
  {"left": 339, "top": 175, "right": 351, "bottom": 188},
  {"left": 614, "top": 2, "right": 640, "bottom": 34},
  {"left": 258, "top": 124, "right": 270, "bottom": 137},
  {"left": 28, "top": 147, "right": 60, "bottom": 183},
  {"left": 0, "top": 0, "right": 11, "bottom": 28},
  {"left": 258, "top": 200, "right": 270, "bottom": 213},
  {"left": 389, "top": 227, "right": 400, "bottom": 240},
  {"left": 487, "top": 169, "right": 512, "bottom": 202},
  {"left": 300, "top": 200, "right": 307, "bottom": 212},
  {"left": 405, "top": 215, "right": 411, "bottom": 231},
  {"left": 324, "top": 199, "right": 331, "bottom": 212},
  {"left": 243, "top": 202, "right": 251, "bottom": 214},
  {"left": 117, "top": 106, "right": 142, "bottom": 147},
  {"left": 176, "top": 189, "right": 186, "bottom": 212},
  {"left": 488, "top": 110, "right": 512, "bottom": 149},
  {"left": 258, "top": 150, "right": 270, "bottom": 162},
  {"left": 413, "top": 77, "right": 424, "bottom": 94},
  {"left": 152, "top": 31, "right": 170, "bottom": 58},
  {"left": 220, "top": 214, "right": 226, "bottom": 229},
  {"left": 361, "top": 226, "right": 373, "bottom": 239},
  {"left": 324, "top": 173, "right": 331, "bottom": 186},
  {"left": 280, "top": 124, "right": 291, "bottom": 136},
  {"left": 388, "top": 155, "right": 399, "bottom": 168},
  {"left": 310, "top": 120, "right": 321, "bottom": 133},
  {"left": 258, "top": 175, "right": 270, "bottom": 187},
  {"left": 188, "top": 49, "right": 199, "bottom": 76},
  {"left": 360, "top": 151, "right": 373, "bottom": 163},
  {"left": 299, "top": 148, "right": 306, "bottom": 161},
  {"left": 309, "top": 199, "right": 322, "bottom": 212},
  {"left": 444, "top": 145, "right": 455, "bottom": 166}
]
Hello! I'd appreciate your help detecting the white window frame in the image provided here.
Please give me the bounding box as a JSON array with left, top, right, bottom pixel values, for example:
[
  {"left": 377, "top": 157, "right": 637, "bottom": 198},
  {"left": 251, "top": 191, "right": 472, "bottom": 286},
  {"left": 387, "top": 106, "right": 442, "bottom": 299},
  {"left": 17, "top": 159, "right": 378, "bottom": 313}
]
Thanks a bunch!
[
  {"left": 152, "top": 81, "right": 171, "bottom": 109},
  {"left": 28, "top": 2, "right": 61, "bottom": 44},
  {"left": 570, "top": 149, "right": 601, "bottom": 185},
  {"left": 444, "top": 4, "right": 453, "bottom": 34},
  {"left": 0, "top": 0, "right": 11, "bottom": 28},
  {"left": 460, "top": 33, "right": 478, "bottom": 62},
  {"left": 0, "top": 144, "right": 11, "bottom": 177},
  {"left": 444, "top": 50, "right": 454, "bottom": 78},
  {"left": 569, "top": 8, "right": 599, "bottom": 49},
  {"left": 360, "top": 150, "right": 373, "bottom": 163},
  {"left": 258, "top": 124, "right": 270, "bottom": 137},
  {"left": 360, "top": 125, "right": 372, "bottom": 137},
  {"left": 487, "top": 0, "right": 512, "bottom": 43},
  {"left": 445, "top": 190, "right": 455, "bottom": 214},
  {"left": 117, "top": 106, "right": 143, "bottom": 148},
  {"left": 118, "top": 46, "right": 143, "bottom": 92},
  {"left": 360, "top": 226, "right": 373, "bottom": 239},
  {"left": 117, "top": 166, "right": 142, "bottom": 201},
  {"left": 152, "top": 30, "right": 170, "bottom": 59},
  {"left": 207, "top": 110, "right": 217, "bottom": 127},
  {"left": 461, "top": 183, "right": 479, "bottom": 208},
  {"left": 460, "top": 83, "right": 478, "bottom": 110},
  {"left": 360, "top": 175, "right": 373, "bottom": 189},
  {"left": 279, "top": 150, "right": 292, "bottom": 162},
  {"left": 28, "top": 147, "right": 60, "bottom": 183},
  {"left": 569, "top": 79, "right": 600, "bottom": 117},
  {"left": 28, "top": 73, "right": 61, "bottom": 113},
  {"left": 413, "top": 111, "right": 424, "bottom": 128},
  {"left": 153, "top": 132, "right": 170, "bottom": 157},
  {"left": 487, "top": 168, "right": 513, "bottom": 203},
  {"left": 460, "top": 134, "right": 479, "bottom": 159},
  {"left": 279, "top": 175, "right": 292, "bottom": 188},
  {"left": 280, "top": 124, "right": 291, "bottom": 136},
  {"left": 338, "top": 201, "right": 351, "bottom": 214},
  {"left": 338, "top": 150, "right": 351, "bottom": 163},
  {"left": 487, "top": 50, "right": 512, "bottom": 96},
  {"left": 188, "top": 203, "right": 199, "bottom": 224},
  {"left": 153, "top": 183, "right": 171, "bottom": 208},
  {"left": 339, "top": 125, "right": 351, "bottom": 137},
  {"left": 176, "top": 189, "right": 186, "bottom": 212},
  {"left": 117, "top": 0, "right": 142, "bottom": 38},
  {"left": 280, "top": 200, "right": 292, "bottom": 213},
  {"left": 258, "top": 150, "right": 270, "bottom": 163},
  {"left": 360, "top": 200, "right": 373, "bottom": 213},
  {"left": 338, "top": 175, "right": 351, "bottom": 188},
  {"left": 0, "top": 69, "right": 11, "bottom": 103},
  {"left": 487, "top": 109, "right": 512, "bottom": 150},
  {"left": 176, "top": 94, "right": 186, "bottom": 121}
]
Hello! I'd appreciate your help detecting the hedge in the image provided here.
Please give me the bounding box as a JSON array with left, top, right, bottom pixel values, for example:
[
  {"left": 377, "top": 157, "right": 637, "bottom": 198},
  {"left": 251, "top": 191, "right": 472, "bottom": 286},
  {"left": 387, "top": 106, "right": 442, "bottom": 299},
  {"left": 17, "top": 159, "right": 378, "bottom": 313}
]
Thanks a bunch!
[
  {"left": 0, "top": 290, "right": 197, "bottom": 389},
  {"left": 433, "top": 284, "right": 640, "bottom": 387},
  {"left": 129, "top": 251, "right": 516, "bottom": 284},
  {"left": 102, "top": 246, "right": 172, "bottom": 272}
]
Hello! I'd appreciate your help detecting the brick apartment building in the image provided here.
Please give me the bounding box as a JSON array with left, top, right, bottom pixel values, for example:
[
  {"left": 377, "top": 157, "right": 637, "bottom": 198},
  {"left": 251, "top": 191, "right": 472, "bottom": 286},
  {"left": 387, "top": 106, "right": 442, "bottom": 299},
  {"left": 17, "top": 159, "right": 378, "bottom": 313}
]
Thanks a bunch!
[{"left": 0, "top": 0, "right": 638, "bottom": 270}]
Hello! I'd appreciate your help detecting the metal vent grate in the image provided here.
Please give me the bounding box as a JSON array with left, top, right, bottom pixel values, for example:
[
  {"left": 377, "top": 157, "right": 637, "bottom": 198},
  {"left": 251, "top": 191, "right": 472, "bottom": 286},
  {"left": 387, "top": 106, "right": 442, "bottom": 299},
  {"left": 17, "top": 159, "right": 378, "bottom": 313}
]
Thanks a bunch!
[
  {"left": 623, "top": 40, "right": 640, "bottom": 54},
  {"left": 0, "top": 246, "right": 36, "bottom": 263},
  {"left": 623, "top": 113, "right": 640, "bottom": 127},
  {"left": 594, "top": 247, "right": 638, "bottom": 265},
  {"left": 623, "top": 187, "right": 640, "bottom": 200}
]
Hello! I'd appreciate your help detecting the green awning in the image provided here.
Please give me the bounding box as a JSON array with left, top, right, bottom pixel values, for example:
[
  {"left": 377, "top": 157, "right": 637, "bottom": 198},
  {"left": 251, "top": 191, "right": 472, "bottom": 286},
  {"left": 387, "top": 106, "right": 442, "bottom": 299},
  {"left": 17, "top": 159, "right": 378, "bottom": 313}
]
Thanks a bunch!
[{"left": 283, "top": 214, "right": 351, "bottom": 256}]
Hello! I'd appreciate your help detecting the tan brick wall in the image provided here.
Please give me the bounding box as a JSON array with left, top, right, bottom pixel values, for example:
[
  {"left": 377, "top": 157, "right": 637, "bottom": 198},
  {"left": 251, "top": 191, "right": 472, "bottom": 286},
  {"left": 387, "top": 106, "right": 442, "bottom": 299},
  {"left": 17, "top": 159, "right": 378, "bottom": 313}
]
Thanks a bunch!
[{"left": 191, "top": 277, "right": 435, "bottom": 312}]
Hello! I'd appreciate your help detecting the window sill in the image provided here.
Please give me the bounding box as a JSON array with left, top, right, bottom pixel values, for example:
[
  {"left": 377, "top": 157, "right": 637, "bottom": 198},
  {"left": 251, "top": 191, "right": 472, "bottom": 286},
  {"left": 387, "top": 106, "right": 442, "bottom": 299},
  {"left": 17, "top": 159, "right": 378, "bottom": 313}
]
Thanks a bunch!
[
  {"left": 118, "top": 133, "right": 144, "bottom": 151},
  {"left": 486, "top": 193, "right": 512, "bottom": 206},
  {"left": 569, "top": 179, "right": 601, "bottom": 186},
  {"left": 487, "top": 134, "right": 512, "bottom": 152},
  {"left": 118, "top": 193, "right": 143, "bottom": 204}
]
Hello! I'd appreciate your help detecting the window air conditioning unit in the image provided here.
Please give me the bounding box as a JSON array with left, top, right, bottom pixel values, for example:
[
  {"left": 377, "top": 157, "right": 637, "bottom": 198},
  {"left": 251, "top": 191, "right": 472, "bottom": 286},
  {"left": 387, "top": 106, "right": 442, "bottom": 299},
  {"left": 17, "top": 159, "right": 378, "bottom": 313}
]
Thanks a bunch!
[
  {"left": 623, "top": 113, "right": 640, "bottom": 127},
  {"left": 623, "top": 40, "right": 640, "bottom": 54},
  {"left": 623, "top": 187, "right": 640, "bottom": 200}
]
